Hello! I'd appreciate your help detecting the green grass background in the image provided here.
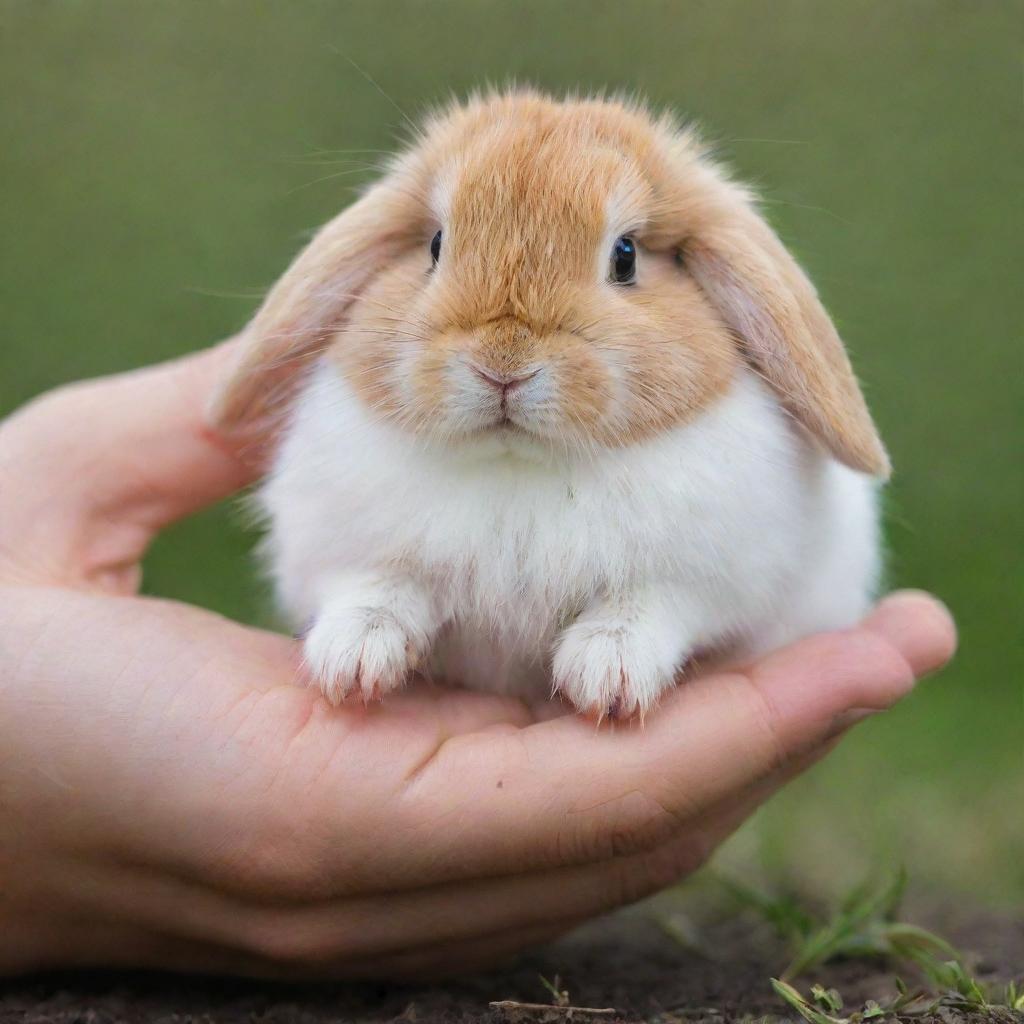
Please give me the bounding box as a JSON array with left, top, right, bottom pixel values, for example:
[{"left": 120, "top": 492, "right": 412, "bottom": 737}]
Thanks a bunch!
[{"left": 2, "top": 2, "right": 1021, "bottom": 905}]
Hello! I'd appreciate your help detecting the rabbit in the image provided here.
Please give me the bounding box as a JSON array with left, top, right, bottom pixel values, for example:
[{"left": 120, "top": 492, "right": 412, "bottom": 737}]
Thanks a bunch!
[{"left": 209, "top": 90, "right": 889, "bottom": 719}]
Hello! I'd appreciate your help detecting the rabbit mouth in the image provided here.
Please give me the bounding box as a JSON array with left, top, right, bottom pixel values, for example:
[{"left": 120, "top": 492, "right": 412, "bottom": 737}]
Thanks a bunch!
[
  {"left": 492, "top": 417, "right": 529, "bottom": 436},
  {"left": 480, "top": 416, "right": 538, "bottom": 445}
]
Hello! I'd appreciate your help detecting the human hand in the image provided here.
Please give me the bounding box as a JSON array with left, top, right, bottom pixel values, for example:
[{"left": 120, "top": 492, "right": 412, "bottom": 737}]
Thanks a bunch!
[{"left": 0, "top": 344, "right": 956, "bottom": 978}]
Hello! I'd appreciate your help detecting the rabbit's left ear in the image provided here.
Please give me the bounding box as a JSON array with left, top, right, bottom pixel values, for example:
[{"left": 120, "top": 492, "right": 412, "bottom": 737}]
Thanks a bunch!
[
  {"left": 209, "top": 182, "right": 416, "bottom": 441},
  {"left": 683, "top": 193, "right": 890, "bottom": 478}
]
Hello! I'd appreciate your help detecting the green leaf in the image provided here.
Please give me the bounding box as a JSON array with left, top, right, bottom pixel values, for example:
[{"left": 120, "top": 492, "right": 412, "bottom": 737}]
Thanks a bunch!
[
  {"left": 782, "top": 871, "right": 911, "bottom": 979},
  {"left": 770, "top": 979, "right": 848, "bottom": 1024},
  {"left": 881, "top": 922, "right": 958, "bottom": 959},
  {"left": 718, "top": 876, "right": 815, "bottom": 941},
  {"left": 1005, "top": 979, "right": 1024, "bottom": 1010},
  {"left": 811, "top": 985, "right": 844, "bottom": 1013}
]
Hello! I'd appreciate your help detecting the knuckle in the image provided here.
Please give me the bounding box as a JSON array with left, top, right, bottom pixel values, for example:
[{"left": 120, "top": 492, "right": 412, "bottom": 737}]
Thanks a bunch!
[
  {"left": 838, "top": 629, "right": 915, "bottom": 702},
  {"left": 797, "top": 628, "right": 914, "bottom": 710},
  {"left": 736, "top": 672, "right": 789, "bottom": 774}
]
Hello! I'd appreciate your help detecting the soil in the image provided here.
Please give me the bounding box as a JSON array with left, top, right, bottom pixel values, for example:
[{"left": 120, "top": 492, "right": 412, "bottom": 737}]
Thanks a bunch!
[{"left": 2, "top": 902, "right": 1021, "bottom": 1024}]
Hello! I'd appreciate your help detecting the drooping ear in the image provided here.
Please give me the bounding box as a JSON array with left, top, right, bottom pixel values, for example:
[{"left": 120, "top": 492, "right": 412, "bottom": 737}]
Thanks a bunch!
[
  {"left": 683, "top": 190, "right": 890, "bottom": 478},
  {"left": 208, "top": 182, "right": 416, "bottom": 439}
]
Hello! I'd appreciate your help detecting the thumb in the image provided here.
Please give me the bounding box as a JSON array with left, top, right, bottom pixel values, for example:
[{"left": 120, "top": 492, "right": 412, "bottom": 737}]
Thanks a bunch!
[{"left": 0, "top": 340, "right": 261, "bottom": 584}]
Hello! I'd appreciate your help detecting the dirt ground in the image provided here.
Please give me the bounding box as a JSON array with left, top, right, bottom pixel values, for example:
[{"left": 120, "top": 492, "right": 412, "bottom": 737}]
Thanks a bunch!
[{"left": 2, "top": 902, "right": 1021, "bottom": 1024}]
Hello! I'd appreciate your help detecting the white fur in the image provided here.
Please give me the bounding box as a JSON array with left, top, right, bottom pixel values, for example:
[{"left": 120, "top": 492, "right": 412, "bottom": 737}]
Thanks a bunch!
[{"left": 261, "top": 362, "right": 880, "bottom": 713}]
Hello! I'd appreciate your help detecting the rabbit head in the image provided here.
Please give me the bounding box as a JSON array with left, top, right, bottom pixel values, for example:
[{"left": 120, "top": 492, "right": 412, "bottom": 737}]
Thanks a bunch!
[{"left": 211, "top": 90, "right": 889, "bottom": 476}]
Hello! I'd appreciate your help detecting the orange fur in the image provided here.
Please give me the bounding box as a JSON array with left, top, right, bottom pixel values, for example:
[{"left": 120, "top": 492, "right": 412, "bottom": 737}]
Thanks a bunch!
[{"left": 210, "top": 90, "right": 888, "bottom": 475}]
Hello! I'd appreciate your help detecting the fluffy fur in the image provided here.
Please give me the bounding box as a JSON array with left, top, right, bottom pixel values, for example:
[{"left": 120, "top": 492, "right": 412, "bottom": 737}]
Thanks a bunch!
[{"left": 211, "top": 90, "right": 888, "bottom": 717}]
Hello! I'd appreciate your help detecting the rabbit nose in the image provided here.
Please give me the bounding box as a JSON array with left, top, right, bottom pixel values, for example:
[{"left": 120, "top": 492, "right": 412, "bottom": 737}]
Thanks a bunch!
[{"left": 470, "top": 363, "right": 540, "bottom": 394}]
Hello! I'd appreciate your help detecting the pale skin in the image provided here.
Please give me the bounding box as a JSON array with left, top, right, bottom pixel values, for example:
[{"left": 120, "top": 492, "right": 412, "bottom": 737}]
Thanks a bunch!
[{"left": 0, "top": 341, "right": 957, "bottom": 978}]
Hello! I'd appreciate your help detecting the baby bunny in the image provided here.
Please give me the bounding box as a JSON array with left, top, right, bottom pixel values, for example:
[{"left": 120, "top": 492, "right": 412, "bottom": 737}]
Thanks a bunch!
[{"left": 210, "top": 90, "right": 889, "bottom": 719}]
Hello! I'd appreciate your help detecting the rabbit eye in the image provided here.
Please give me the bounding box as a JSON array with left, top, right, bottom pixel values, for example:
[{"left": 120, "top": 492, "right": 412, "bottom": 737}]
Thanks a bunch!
[
  {"left": 430, "top": 230, "right": 442, "bottom": 266},
  {"left": 610, "top": 236, "right": 637, "bottom": 284}
]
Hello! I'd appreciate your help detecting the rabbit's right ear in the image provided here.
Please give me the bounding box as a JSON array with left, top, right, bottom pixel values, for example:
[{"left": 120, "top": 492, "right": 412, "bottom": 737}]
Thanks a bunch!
[{"left": 209, "top": 183, "right": 416, "bottom": 438}]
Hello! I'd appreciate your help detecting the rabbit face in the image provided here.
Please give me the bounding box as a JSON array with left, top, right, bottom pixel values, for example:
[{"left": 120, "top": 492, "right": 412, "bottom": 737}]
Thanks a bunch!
[{"left": 331, "top": 104, "right": 738, "bottom": 453}]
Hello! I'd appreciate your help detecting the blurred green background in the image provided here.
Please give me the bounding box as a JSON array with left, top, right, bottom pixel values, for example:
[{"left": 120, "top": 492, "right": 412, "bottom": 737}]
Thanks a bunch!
[{"left": 2, "top": 2, "right": 1021, "bottom": 905}]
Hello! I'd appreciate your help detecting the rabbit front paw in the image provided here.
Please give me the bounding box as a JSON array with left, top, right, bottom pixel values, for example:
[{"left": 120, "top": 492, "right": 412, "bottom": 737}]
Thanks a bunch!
[
  {"left": 552, "top": 612, "right": 689, "bottom": 720},
  {"left": 302, "top": 576, "right": 438, "bottom": 704},
  {"left": 304, "top": 608, "right": 427, "bottom": 704}
]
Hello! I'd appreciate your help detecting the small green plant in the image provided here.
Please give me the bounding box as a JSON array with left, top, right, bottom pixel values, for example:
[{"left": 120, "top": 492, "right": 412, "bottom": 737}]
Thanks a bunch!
[
  {"left": 721, "top": 869, "right": 957, "bottom": 980},
  {"left": 1006, "top": 979, "right": 1024, "bottom": 1012},
  {"left": 912, "top": 954, "right": 988, "bottom": 1008},
  {"left": 898, "top": 948, "right": 1024, "bottom": 1016},
  {"left": 713, "top": 872, "right": 1024, "bottom": 1021},
  {"left": 771, "top": 960, "right": 1024, "bottom": 1022},
  {"left": 771, "top": 977, "right": 904, "bottom": 1023}
]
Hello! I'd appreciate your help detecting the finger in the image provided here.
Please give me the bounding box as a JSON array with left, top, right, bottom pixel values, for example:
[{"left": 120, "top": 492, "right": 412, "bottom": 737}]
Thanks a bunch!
[
  {"left": 860, "top": 589, "right": 958, "bottom": 677},
  {"left": 69, "top": 824, "right": 701, "bottom": 964},
  {"left": 40, "top": 741, "right": 831, "bottom": 981},
  {"left": 228, "top": 919, "right": 578, "bottom": 982},
  {"left": 368, "top": 593, "right": 956, "bottom": 886},
  {"left": 152, "top": 919, "right": 574, "bottom": 982},
  {"left": 14, "top": 896, "right": 575, "bottom": 981},
  {"left": 0, "top": 340, "right": 256, "bottom": 581},
  {"left": 1, "top": 913, "right": 214, "bottom": 974},
  {"left": 118, "top": 740, "right": 830, "bottom": 975},
  {"left": 331, "top": 919, "right": 577, "bottom": 982},
  {"left": 49, "top": 720, "right": 809, "bottom": 966},
  {"left": 51, "top": 714, "right": 848, "bottom": 974},
  {"left": 199, "top": 919, "right": 575, "bottom": 982}
]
